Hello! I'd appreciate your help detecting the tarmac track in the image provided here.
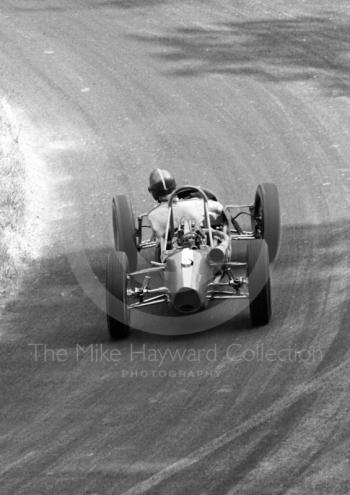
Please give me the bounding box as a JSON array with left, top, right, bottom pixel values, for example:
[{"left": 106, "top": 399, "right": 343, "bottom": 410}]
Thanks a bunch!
[{"left": 1, "top": 1, "right": 350, "bottom": 494}]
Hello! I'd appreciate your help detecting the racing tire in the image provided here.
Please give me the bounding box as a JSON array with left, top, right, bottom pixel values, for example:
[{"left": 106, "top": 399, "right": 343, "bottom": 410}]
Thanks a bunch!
[
  {"left": 106, "top": 250, "right": 130, "bottom": 340},
  {"left": 112, "top": 195, "right": 138, "bottom": 272},
  {"left": 247, "top": 239, "right": 271, "bottom": 326},
  {"left": 253, "top": 183, "right": 281, "bottom": 263},
  {"left": 230, "top": 239, "right": 248, "bottom": 263}
]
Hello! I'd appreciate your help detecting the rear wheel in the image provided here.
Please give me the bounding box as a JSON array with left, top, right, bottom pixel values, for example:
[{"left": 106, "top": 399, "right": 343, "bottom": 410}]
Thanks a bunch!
[
  {"left": 106, "top": 250, "right": 130, "bottom": 340},
  {"left": 247, "top": 239, "right": 271, "bottom": 326},
  {"left": 253, "top": 183, "right": 281, "bottom": 263},
  {"left": 112, "top": 195, "right": 138, "bottom": 271}
]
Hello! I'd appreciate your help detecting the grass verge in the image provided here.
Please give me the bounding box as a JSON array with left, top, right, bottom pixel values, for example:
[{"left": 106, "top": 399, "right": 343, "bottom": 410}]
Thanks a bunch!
[{"left": 0, "top": 103, "right": 26, "bottom": 299}]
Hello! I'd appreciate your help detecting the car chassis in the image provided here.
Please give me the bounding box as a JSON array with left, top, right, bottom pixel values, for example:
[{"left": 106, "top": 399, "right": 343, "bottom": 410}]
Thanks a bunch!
[
  {"left": 128, "top": 186, "right": 264, "bottom": 310},
  {"left": 107, "top": 183, "right": 280, "bottom": 338}
]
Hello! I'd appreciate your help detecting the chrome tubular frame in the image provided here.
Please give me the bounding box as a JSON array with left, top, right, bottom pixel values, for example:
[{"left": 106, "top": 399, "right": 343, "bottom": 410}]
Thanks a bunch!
[
  {"left": 230, "top": 233, "right": 255, "bottom": 240},
  {"left": 137, "top": 212, "right": 159, "bottom": 251},
  {"left": 127, "top": 264, "right": 170, "bottom": 308},
  {"left": 206, "top": 294, "right": 249, "bottom": 300},
  {"left": 127, "top": 192, "right": 258, "bottom": 311},
  {"left": 164, "top": 186, "right": 214, "bottom": 249},
  {"left": 128, "top": 266, "right": 165, "bottom": 277},
  {"left": 225, "top": 204, "right": 254, "bottom": 209},
  {"left": 128, "top": 293, "right": 170, "bottom": 309},
  {"left": 139, "top": 240, "right": 158, "bottom": 250}
]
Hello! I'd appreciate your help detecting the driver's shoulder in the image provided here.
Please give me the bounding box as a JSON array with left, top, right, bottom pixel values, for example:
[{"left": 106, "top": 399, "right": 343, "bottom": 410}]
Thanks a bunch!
[
  {"left": 148, "top": 203, "right": 169, "bottom": 232},
  {"left": 148, "top": 202, "right": 167, "bottom": 216}
]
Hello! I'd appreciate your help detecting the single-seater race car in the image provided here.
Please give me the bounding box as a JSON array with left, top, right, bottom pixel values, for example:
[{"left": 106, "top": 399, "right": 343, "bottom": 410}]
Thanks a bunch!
[{"left": 106, "top": 183, "right": 280, "bottom": 339}]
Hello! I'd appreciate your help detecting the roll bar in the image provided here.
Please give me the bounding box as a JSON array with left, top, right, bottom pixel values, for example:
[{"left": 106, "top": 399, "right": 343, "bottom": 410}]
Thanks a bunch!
[{"left": 164, "top": 185, "right": 214, "bottom": 248}]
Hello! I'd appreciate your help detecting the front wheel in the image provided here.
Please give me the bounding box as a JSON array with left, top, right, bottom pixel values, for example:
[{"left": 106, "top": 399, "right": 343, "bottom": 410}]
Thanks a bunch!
[
  {"left": 106, "top": 250, "right": 130, "bottom": 340},
  {"left": 112, "top": 195, "right": 138, "bottom": 271},
  {"left": 253, "top": 183, "right": 281, "bottom": 263},
  {"left": 230, "top": 239, "right": 247, "bottom": 263},
  {"left": 247, "top": 239, "right": 271, "bottom": 326}
]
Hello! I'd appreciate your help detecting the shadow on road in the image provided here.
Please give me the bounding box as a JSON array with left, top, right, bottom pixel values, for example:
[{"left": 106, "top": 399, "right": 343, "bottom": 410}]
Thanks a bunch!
[
  {"left": 1, "top": 219, "right": 349, "bottom": 356},
  {"left": 9, "top": 3, "right": 350, "bottom": 94},
  {"left": 98, "top": 0, "right": 170, "bottom": 8},
  {"left": 131, "top": 13, "right": 350, "bottom": 96},
  {"left": 7, "top": 0, "right": 173, "bottom": 12}
]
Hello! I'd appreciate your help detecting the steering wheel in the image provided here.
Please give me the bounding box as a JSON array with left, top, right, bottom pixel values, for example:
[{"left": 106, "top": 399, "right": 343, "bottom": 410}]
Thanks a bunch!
[{"left": 176, "top": 187, "right": 218, "bottom": 202}]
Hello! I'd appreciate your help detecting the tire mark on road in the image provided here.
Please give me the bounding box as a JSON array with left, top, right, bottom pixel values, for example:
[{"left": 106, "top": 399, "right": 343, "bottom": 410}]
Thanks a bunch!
[
  {"left": 116, "top": 356, "right": 350, "bottom": 495},
  {"left": 0, "top": 451, "right": 38, "bottom": 477}
]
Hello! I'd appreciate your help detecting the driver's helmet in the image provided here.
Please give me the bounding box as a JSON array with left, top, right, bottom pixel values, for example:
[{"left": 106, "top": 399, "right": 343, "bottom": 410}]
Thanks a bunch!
[{"left": 148, "top": 168, "right": 176, "bottom": 202}]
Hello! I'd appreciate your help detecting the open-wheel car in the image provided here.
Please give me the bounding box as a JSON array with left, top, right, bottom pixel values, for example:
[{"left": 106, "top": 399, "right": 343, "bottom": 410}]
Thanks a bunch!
[{"left": 106, "top": 183, "right": 280, "bottom": 339}]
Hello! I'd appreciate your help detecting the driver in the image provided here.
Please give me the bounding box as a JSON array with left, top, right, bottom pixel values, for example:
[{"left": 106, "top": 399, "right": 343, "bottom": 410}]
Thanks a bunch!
[{"left": 147, "top": 168, "right": 224, "bottom": 249}]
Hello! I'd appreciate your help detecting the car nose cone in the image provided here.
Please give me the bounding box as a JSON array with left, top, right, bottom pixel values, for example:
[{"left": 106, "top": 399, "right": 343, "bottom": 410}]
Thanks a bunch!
[{"left": 173, "top": 287, "right": 202, "bottom": 314}]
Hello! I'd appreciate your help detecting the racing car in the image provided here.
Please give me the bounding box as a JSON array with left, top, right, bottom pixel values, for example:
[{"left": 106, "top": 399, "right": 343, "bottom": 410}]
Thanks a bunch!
[{"left": 106, "top": 183, "right": 280, "bottom": 339}]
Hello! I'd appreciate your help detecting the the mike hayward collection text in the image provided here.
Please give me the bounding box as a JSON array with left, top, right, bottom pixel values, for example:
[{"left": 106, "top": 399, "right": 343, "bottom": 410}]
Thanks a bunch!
[{"left": 28, "top": 343, "right": 322, "bottom": 365}]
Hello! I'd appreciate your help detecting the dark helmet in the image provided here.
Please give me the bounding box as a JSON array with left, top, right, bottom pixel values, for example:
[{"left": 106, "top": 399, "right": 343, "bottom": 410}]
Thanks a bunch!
[{"left": 148, "top": 168, "right": 176, "bottom": 201}]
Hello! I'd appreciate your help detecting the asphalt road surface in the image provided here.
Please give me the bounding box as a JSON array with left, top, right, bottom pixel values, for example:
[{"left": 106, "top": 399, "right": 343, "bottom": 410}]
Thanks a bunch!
[{"left": 1, "top": 1, "right": 350, "bottom": 494}]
